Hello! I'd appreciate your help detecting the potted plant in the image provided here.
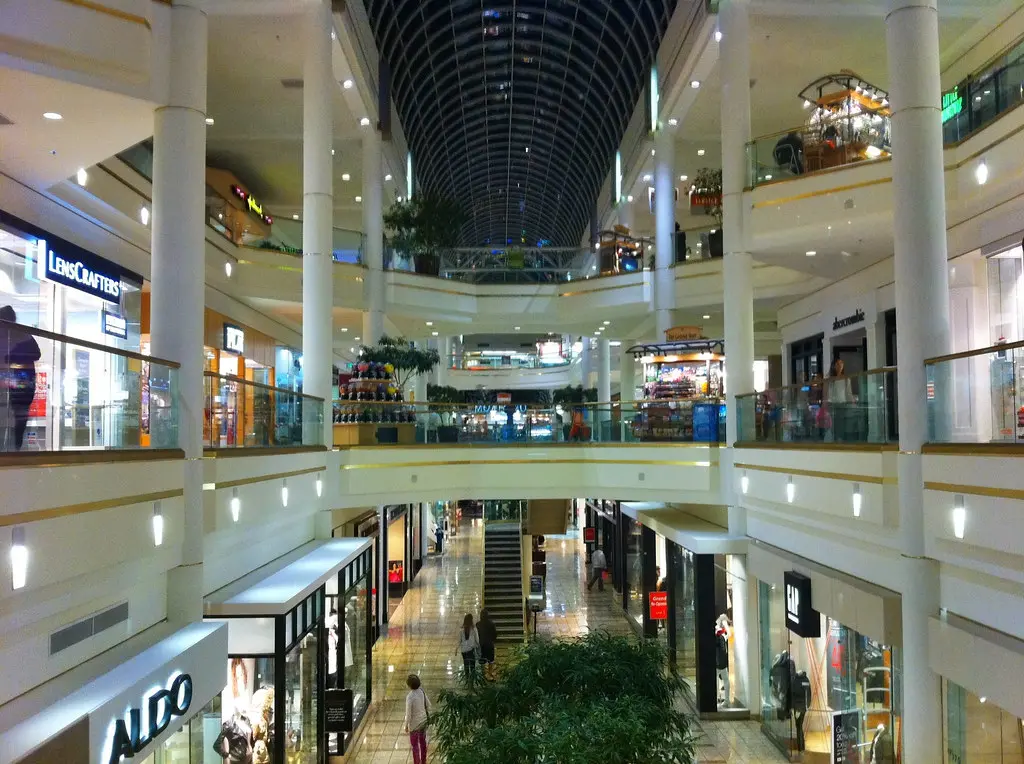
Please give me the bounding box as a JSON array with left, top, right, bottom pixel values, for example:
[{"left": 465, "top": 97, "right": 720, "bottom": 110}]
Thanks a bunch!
[
  {"left": 358, "top": 335, "right": 439, "bottom": 395},
  {"left": 692, "top": 167, "right": 724, "bottom": 258},
  {"left": 383, "top": 193, "right": 467, "bottom": 276},
  {"left": 427, "top": 383, "right": 463, "bottom": 442}
]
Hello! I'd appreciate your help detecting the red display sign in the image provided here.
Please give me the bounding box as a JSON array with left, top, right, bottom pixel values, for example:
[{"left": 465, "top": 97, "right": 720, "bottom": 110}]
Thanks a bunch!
[
  {"left": 388, "top": 560, "right": 404, "bottom": 584},
  {"left": 27, "top": 371, "right": 46, "bottom": 418},
  {"left": 583, "top": 527, "right": 596, "bottom": 543},
  {"left": 649, "top": 591, "right": 668, "bottom": 621}
]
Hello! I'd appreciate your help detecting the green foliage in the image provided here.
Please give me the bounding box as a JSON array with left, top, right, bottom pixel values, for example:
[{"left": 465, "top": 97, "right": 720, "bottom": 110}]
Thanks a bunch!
[
  {"left": 358, "top": 335, "right": 439, "bottom": 391},
  {"left": 427, "top": 384, "right": 463, "bottom": 404},
  {"left": 432, "top": 632, "right": 697, "bottom": 764},
  {"left": 383, "top": 192, "right": 467, "bottom": 254},
  {"left": 552, "top": 385, "right": 598, "bottom": 406},
  {"left": 691, "top": 167, "right": 723, "bottom": 225}
]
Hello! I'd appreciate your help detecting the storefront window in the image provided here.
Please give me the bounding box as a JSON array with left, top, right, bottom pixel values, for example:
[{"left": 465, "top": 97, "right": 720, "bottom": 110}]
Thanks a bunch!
[
  {"left": 221, "top": 657, "right": 276, "bottom": 762},
  {"left": 671, "top": 543, "right": 697, "bottom": 695},
  {"left": 945, "top": 680, "right": 1024, "bottom": 763},
  {"left": 624, "top": 517, "right": 643, "bottom": 629},
  {"left": 758, "top": 580, "right": 900, "bottom": 761},
  {"left": 284, "top": 630, "right": 319, "bottom": 763},
  {"left": 346, "top": 572, "right": 370, "bottom": 731},
  {"left": 134, "top": 696, "right": 222, "bottom": 764}
]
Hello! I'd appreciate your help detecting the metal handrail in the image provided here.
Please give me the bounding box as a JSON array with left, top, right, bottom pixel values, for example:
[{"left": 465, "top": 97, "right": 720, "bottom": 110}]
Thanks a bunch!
[
  {"left": 0, "top": 319, "right": 181, "bottom": 368},
  {"left": 924, "top": 339, "right": 1024, "bottom": 366},
  {"left": 205, "top": 371, "right": 324, "bottom": 402},
  {"left": 748, "top": 111, "right": 890, "bottom": 146}
]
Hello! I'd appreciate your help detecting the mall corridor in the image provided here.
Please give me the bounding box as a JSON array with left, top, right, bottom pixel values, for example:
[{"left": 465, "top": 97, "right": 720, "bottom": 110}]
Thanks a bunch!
[{"left": 345, "top": 521, "right": 787, "bottom": 764}]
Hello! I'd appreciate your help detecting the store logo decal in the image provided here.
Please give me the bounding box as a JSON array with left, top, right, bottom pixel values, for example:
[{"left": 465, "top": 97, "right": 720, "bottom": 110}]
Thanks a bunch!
[
  {"left": 104, "top": 672, "right": 193, "bottom": 764},
  {"left": 832, "top": 309, "right": 865, "bottom": 332}
]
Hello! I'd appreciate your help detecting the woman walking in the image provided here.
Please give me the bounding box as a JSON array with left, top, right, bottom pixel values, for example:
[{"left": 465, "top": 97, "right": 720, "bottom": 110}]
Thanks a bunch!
[
  {"left": 458, "top": 613, "right": 480, "bottom": 681},
  {"left": 477, "top": 609, "right": 498, "bottom": 681},
  {"left": 403, "top": 674, "right": 431, "bottom": 764}
]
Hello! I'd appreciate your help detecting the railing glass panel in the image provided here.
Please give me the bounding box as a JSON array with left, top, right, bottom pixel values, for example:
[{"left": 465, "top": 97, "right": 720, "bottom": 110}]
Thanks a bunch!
[
  {"left": 0, "top": 321, "right": 178, "bottom": 452},
  {"left": 736, "top": 368, "right": 897, "bottom": 444},
  {"left": 204, "top": 372, "right": 323, "bottom": 448}
]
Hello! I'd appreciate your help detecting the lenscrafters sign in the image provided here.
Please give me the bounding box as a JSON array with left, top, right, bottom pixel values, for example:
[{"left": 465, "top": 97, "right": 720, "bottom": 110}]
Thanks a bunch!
[
  {"left": 784, "top": 570, "right": 821, "bottom": 638},
  {"left": 832, "top": 308, "right": 865, "bottom": 333}
]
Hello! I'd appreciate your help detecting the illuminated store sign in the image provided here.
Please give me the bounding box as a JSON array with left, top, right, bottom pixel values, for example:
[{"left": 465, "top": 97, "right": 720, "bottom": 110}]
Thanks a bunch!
[
  {"left": 43, "top": 246, "right": 121, "bottom": 303},
  {"left": 942, "top": 88, "right": 963, "bottom": 123},
  {"left": 223, "top": 324, "right": 245, "bottom": 354},
  {"left": 102, "top": 310, "right": 127, "bottom": 339},
  {"left": 104, "top": 672, "right": 193, "bottom": 764},
  {"left": 231, "top": 185, "right": 273, "bottom": 226},
  {"left": 784, "top": 570, "right": 820, "bottom": 638}
]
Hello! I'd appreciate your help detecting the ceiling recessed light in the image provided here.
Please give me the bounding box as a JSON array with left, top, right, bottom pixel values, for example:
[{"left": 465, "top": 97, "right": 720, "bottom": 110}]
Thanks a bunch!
[
  {"left": 703, "top": 314, "right": 711, "bottom": 320},
  {"left": 431, "top": 331, "right": 439, "bottom": 336},
  {"left": 643, "top": 174, "right": 652, "bottom": 182},
  {"left": 697, "top": 149, "right": 706, "bottom": 156},
  {"left": 975, "top": 159, "right": 989, "bottom": 185},
  {"left": 342, "top": 173, "right": 350, "bottom": 181},
  {"left": 603, "top": 320, "right": 610, "bottom": 325},
  {"left": 841, "top": 250, "right": 852, "bottom": 257},
  {"left": 331, "top": 149, "right": 335, "bottom": 156},
  {"left": 292, "top": 214, "right": 299, "bottom": 220},
  {"left": 43, "top": 112, "right": 62, "bottom": 121},
  {"left": 679, "top": 174, "right": 688, "bottom": 181},
  {"left": 384, "top": 173, "right": 392, "bottom": 181},
  {"left": 343, "top": 79, "right": 353, "bottom": 89},
  {"left": 626, "top": 194, "right": 634, "bottom": 203},
  {"left": 355, "top": 196, "right": 362, "bottom": 203},
  {"left": 426, "top": 321, "right": 433, "bottom": 326},
  {"left": 651, "top": 148, "right": 656, "bottom": 156},
  {"left": 360, "top": 116, "right": 370, "bottom": 126},
  {"left": 140, "top": 207, "right": 150, "bottom": 226},
  {"left": 525, "top": 146, "right": 530, "bottom": 153},
  {"left": 668, "top": 118, "right": 678, "bottom": 126},
  {"left": 690, "top": 80, "right": 701, "bottom": 89},
  {"left": 765, "top": 174, "right": 773, "bottom": 180},
  {"left": 714, "top": 30, "right": 722, "bottom": 42},
  {"left": 76, "top": 168, "right": 88, "bottom": 186},
  {"left": 514, "top": 326, "right": 521, "bottom": 330},
  {"left": 805, "top": 250, "right": 817, "bottom": 256},
  {"left": 354, "top": 337, "right": 360, "bottom": 341},
  {"left": 341, "top": 327, "right": 348, "bottom": 332},
  {"left": 205, "top": 117, "right": 215, "bottom": 125}
]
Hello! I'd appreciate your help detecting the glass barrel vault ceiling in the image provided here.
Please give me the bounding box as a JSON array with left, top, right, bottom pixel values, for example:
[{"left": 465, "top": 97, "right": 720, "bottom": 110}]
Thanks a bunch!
[{"left": 365, "top": 0, "right": 677, "bottom": 247}]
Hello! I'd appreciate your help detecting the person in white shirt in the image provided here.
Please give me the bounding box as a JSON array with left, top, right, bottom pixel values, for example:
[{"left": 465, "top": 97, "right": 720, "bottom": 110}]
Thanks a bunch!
[
  {"left": 458, "top": 613, "right": 481, "bottom": 680},
  {"left": 587, "top": 546, "right": 608, "bottom": 591},
  {"left": 404, "top": 674, "right": 431, "bottom": 764}
]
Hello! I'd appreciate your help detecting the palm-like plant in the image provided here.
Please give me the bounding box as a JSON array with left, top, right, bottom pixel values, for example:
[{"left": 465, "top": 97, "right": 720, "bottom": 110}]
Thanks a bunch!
[
  {"left": 432, "top": 632, "right": 697, "bottom": 764},
  {"left": 358, "top": 335, "right": 439, "bottom": 393}
]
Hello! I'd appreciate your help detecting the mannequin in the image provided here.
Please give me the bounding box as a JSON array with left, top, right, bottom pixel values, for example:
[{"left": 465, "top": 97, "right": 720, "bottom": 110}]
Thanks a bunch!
[
  {"left": 327, "top": 610, "right": 339, "bottom": 687},
  {"left": 870, "top": 723, "right": 895, "bottom": 764},
  {"left": 769, "top": 651, "right": 795, "bottom": 719},
  {"left": 792, "top": 668, "right": 810, "bottom": 751},
  {"left": 715, "top": 614, "right": 731, "bottom": 706}
]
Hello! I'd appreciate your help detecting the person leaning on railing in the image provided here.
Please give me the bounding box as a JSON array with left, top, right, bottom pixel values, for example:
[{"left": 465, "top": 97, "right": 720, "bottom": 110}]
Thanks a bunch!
[{"left": 824, "top": 359, "right": 856, "bottom": 442}]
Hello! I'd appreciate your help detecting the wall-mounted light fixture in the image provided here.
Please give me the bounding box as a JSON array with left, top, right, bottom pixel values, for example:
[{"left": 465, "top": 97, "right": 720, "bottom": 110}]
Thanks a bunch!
[
  {"left": 10, "top": 527, "right": 27, "bottom": 590},
  {"left": 281, "top": 479, "right": 289, "bottom": 508},
  {"left": 852, "top": 483, "right": 862, "bottom": 518},
  {"left": 740, "top": 471, "right": 749, "bottom": 495},
  {"left": 316, "top": 476, "right": 323, "bottom": 498},
  {"left": 230, "top": 488, "right": 240, "bottom": 523},
  {"left": 952, "top": 494, "right": 966, "bottom": 539},
  {"left": 152, "top": 502, "right": 164, "bottom": 547},
  {"left": 786, "top": 477, "right": 795, "bottom": 504}
]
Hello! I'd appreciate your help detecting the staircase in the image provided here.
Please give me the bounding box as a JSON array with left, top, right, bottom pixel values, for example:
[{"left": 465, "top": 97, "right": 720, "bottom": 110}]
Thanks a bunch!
[{"left": 483, "top": 522, "right": 525, "bottom": 643}]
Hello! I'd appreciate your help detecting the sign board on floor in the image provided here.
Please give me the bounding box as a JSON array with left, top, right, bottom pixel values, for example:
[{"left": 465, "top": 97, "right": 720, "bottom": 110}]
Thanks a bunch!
[
  {"left": 831, "top": 709, "right": 859, "bottom": 763},
  {"left": 648, "top": 591, "right": 668, "bottom": 621},
  {"left": 325, "top": 688, "right": 354, "bottom": 733},
  {"left": 583, "top": 527, "right": 596, "bottom": 543}
]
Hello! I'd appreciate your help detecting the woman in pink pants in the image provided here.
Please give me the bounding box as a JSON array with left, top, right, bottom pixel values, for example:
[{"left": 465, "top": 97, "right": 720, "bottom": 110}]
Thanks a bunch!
[{"left": 404, "top": 674, "right": 431, "bottom": 764}]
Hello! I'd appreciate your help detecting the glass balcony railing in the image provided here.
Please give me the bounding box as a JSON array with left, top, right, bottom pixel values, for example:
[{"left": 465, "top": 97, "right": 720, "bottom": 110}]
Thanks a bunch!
[
  {"left": 385, "top": 247, "right": 600, "bottom": 283},
  {"left": 450, "top": 352, "right": 574, "bottom": 371},
  {"left": 332, "top": 400, "right": 724, "bottom": 445},
  {"left": 746, "top": 113, "right": 892, "bottom": 188},
  {"left": 942, "top": 34, "right": 1024, "bottom": 145},
  {"left": 204, "top": 372, "right": 323, "bottom": 448},
  {"left": 926, "top": 340, "right": 1024, "bottom": 444},
  {"left": 0, "top": 321, "right": 178, "bottom": 452},
  {"left": 736, "top": 368, "right": 898, "bottom": 445}
]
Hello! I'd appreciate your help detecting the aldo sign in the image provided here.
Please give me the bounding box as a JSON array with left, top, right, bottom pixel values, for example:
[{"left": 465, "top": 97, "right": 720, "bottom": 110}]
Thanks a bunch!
[
  {"left": 784, "top": 571, "right": 820, "bottom": 638},
  {"left": 104, "top": 673, "right": 193, "bottom": 764}
]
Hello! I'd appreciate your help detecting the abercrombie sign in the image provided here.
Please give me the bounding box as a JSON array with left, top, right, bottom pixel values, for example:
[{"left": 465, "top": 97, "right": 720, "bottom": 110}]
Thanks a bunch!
[
  {"left": 832, "top": 308, "right": 865, "bottom": 332},
  {"left": 104, "top": 673, "right": 193, "bottom": 764},
  {"left": 45, "top": 248, "right": 121, "bottom": 304}
]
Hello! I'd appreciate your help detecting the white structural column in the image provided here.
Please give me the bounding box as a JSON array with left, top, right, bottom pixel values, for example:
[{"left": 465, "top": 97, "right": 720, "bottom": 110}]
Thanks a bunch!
[
  {"left": 437, "top": 336, "right": 452, "bottom": 387},
  {"left": 362, "top": 128, "right": 385, "bottom": 344},
  {"left": 617, "top": 199, "right": 635, "bottom": 231},
  {"left": 596, "top": 338, "right": 612, "bottom": 439},
  {"left": 886, "top": 0, "right": 950, "bottom": 758},
  {"left": 654, "top": 127, "right": 676, "bottom": 341},
  {"left": 377, "top": 505, "right": 388, "bottom": 626},
  {"left": 420, "top": 502, "right": 430, "bottom": 560},
  {"left": 719, "top": 0, "right": 756, "bottom": 713},
  {"left": 302, "top": 0, "right": 334, "bottom": 445},
  {"left": 619, "top": 340, "right": 636, "bottom": 403},
  {"left": 720, "top": 0, "right": 755, "bottom": 446},
  {"left": 580, "top": 337, "right": 593, "bottom": 388},
  {"left": 150, "top": 0, "right": 207, "bottom": 623}
]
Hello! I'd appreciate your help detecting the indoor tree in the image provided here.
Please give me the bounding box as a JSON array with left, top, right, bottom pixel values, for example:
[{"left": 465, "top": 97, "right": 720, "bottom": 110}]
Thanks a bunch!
[
  {"left": 358, "top": 335, "right": 439, "bottom": 393},
  {"left": 383, "top": 192, "right": 467, "bottom": 275},
  {"left": 431, "top": 632, "right": 698, "bottom": 764}
]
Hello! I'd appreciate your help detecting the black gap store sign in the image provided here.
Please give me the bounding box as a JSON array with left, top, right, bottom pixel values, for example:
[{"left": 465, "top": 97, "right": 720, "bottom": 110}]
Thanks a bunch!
[{"left": 784, "top": 570, "right": 821, "bottom": 638}]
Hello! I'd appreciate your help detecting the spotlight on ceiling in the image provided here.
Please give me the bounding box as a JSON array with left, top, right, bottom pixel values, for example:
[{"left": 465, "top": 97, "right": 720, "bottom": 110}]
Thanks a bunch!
[
  {"left": 360, "top": 117, "right": 370, "bottom": 126},
  {"left": 342, "top": 79, "right": 353, "bottom": 89}
]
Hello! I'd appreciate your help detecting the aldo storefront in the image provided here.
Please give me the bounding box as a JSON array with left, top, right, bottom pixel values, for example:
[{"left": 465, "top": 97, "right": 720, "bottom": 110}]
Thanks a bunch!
[
  {"left": 0, "top": 622, "right": 227, "bottom": 764},
  {"left": 204, "top": 537, "right": 374, "bottom": 762},
  {"left": 750, "top": 542, "right": 903, "bottom": 763}
]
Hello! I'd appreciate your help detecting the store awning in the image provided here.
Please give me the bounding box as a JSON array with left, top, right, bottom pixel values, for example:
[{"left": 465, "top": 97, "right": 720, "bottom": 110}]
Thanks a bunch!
[
  {"left": 0, "top": 621, "right": 226, "bottom": 764},
  {"left": 620, "top": 503, "right": 746, "bottom": 555},
  {"left": 205, "top": 537, "right": 373, "bottom": 617}
]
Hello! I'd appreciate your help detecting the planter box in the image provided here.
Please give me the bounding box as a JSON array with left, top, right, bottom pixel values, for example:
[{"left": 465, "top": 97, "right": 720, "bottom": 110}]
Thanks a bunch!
[{"left": 334, "top": 423, "right": 416, "bottom": 446}]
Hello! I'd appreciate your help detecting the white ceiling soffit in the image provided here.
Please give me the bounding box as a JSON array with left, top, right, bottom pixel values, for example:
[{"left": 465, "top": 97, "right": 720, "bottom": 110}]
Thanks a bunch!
[{"left": 747, "top": 0, "right": 994, "bottom": 19}]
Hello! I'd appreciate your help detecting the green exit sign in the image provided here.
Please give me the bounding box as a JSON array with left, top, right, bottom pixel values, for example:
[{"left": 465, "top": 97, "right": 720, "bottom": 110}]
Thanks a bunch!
[{"left": 942, "top": 88, "right": 963, "bottom": 123}]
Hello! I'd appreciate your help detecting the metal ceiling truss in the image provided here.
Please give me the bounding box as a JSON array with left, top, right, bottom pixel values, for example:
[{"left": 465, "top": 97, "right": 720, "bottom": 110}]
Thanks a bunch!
[{"left": 365, "top": 0, "right": 676, "bottom": 246}]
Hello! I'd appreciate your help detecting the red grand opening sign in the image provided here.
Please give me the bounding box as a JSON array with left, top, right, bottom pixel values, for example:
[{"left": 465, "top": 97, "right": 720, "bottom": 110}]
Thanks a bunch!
[
  {"left": 649, "top": 591, "right": 668, "bottom": 621},
  {"left": 583, "top": 527, "right": 596, "bottom": 543}
]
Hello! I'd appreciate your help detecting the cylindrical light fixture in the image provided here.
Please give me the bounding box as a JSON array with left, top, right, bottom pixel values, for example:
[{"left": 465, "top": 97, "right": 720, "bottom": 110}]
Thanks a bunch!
[
  {"left": 10, "top": 526, "right": 28, "bottom": 590},
  {"left": 152, "top": 502, "right": 164, "bottom": 547},
  {"left": 230, "top": 488, "right": 240, "bottom": 522}
]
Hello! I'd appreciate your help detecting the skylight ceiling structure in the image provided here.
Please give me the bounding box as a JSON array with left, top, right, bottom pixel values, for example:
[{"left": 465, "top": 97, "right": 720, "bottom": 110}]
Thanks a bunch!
[{"left": 365, "top": 0, "right": 676, "bottom": 247}]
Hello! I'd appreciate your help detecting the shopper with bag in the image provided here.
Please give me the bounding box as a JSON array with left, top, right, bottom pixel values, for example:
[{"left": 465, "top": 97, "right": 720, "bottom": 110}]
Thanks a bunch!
[
  {"left": 404, "top": 674, "right": 431, "bottom": 764},
  {"left": 458, "top": 613, "right": 480, "bottom": 681},
  {"left": 587, "top": 546, "right": 607, "bottom": 591}
]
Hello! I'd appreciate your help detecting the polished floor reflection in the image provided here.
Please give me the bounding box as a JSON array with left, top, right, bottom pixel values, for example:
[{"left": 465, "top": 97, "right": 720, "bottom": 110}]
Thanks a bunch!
[{"left": 345, "top": 520, "right": 786, "bottom": 763}]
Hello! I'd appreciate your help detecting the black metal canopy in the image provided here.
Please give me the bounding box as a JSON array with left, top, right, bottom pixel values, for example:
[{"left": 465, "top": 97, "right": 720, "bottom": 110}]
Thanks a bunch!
[{"left": 365, "top": 0, "right": 676, "bottom": 247}]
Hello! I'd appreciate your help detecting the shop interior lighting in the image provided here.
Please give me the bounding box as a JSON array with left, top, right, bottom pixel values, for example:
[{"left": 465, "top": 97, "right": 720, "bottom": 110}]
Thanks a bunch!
[
  {"left": 697, "top": 149, "right": 705, "bottom": 156},
  {"left": 643, "top": 174, "right": 653, "bottom": 182},
  {"left": 514, "top": 325, "right": 521, "bottom": 330},
  {"left": 385, "top": 174, "right": 392, "bottom": 181},
  {"left": 765, "top": 174, "right": 773, "bottom": 180},
  {"left": 10, "top": 527, "right": 27, "bottom": 590},
  {"left": 316, "top": 476, "right": 323, "bottom": 498},
  {"left": 205, "top": 117, "right": 215, "bottom": 125},
  {"left": 740, "top": 472, "right": 749, "bottom": 495},
  {"left": 76, "top": 168, "right": 88, "bottom": 186},
  {"left": 354, "top": 336, "right": 360, "bottom": 341},
  {"left": 979, "top": 696, "right": 987, "bottom": 704},
  {"left": 43, "top": 112, "right": 62, "bottom": 120},
  {"left": 786, "top": 477, "right": 795, "bottom": 503},
  {"left": 152, "top": 502, "right": 164, "bottom": 547},
  {"left": 603, "top": 320, "right": 611, "bottom": 325},
  {"left": 342, "top": 173, "right": 351, "bottom": 181},
  {"left": 852, "top": 483, "right": 862, "bottom": 517},
  {"left": 690, "top": 80, "right": 701, "bottom": 89},
  {"left": 703, "top": 314, "right": 711, "bottom": 319},
  {"left": 355, "top": 196, "right": 362, "bottom": 203},
  {"left": 952, "top": 494, "right": 966, "bottom": 539},
  {"left": 140, "top": 207, "right": 150, "bottom": 226},
  {"left": 803, "top": 99, "right": 812, "bottom": 109},
  {"left": 679, "top": 174, "right": 688, "bottom": 182},
  {"left": 668, "top": 118, "right": 678, "bottom": 126},
  {"left": 431, "top": 331, "right": 439, "bottom": 336},
  {"left": 230, "top": 488, "right": 240, "bottom": 522},
  {"left": 806, "top": 250, "right": 816, "bottom": 257},
  {"left": 651, "top": 149, "right": 656, "bottom": 156},
  {"left": 292, "top": 214, "right": 299, "bottom": 220},
  {"left": 626, "top": 194, "right": 634, "bottom": 203},
  {"left": 975, "top": 159, "right": 989, "bottom": 185},
  {"left": 714, "top": 30, "right": 722, "bottom": 42},
  {"left": 281, "top": 479, "right": 289, "bottom": 508},
  {"left": 360, "top": 117, "right": 371, "bottom": 126},
  {"left": 426, "top": 321, "right": 434, "bottom": 326},
  {"left": 865, "top": 145, "right": 883, "bottom": 159},
  {"left": 224, "top": 261, "right": 233, "bottom": 278},
  {"left": 343, "top": 79, "right": 353, "bottom": 89},
  {"left": 331, "top": 149, "right": 335, "bottom": 156}
]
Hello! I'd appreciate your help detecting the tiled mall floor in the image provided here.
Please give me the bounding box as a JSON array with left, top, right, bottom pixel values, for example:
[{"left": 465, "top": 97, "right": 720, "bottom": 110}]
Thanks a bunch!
[{"left": 343, "top": 521, "right": 787, "bottom": 764}]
